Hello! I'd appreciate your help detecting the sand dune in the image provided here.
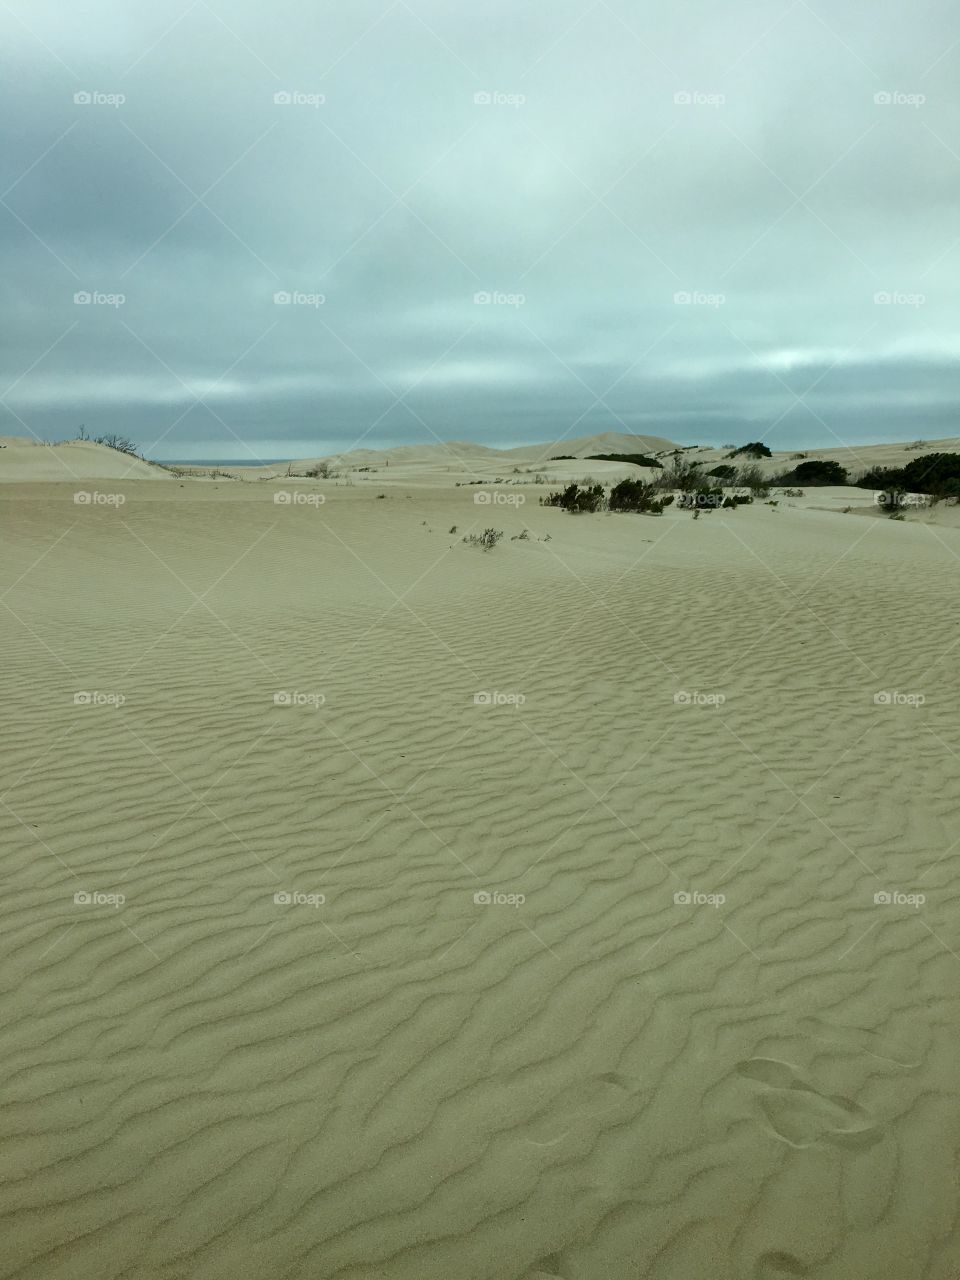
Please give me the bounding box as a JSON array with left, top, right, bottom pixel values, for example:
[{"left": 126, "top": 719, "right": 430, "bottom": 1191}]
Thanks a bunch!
[
  {"left": 0, "top": 439, "right": 170, "bottom": 484},
  {"left": 3, "top": 467, "right": 960, "bottom": 1278}
]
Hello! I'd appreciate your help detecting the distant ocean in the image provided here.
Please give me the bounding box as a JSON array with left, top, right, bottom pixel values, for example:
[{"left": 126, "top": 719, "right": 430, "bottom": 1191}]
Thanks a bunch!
[{"left": 155, "top": 459, "right": 292, "bottom": 466}]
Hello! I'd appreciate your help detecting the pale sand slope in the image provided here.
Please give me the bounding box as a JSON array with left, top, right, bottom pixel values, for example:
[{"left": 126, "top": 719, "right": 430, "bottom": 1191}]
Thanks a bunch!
[
  {"left": 2, "top": 481, "right": 960, "bottom": 1280},
  {"left": 0, "top": 440, "right": 170, "bottom": 484}
]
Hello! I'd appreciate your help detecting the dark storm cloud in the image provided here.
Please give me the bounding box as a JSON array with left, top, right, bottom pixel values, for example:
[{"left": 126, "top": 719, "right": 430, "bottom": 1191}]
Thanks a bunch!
[{"left": 1, "top": 0, "right": 958, "bottom": 459}]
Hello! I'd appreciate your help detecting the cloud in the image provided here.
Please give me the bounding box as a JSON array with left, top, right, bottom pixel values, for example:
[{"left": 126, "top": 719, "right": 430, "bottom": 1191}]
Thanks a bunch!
[{"left": 1, "top": 0, "right": 958, "bottom": 457}]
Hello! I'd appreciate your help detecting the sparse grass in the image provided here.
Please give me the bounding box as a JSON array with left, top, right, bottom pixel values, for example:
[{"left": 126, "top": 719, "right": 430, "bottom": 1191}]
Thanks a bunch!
[{"left": 462, "top": 528, "right": 504, "bottom": 550}]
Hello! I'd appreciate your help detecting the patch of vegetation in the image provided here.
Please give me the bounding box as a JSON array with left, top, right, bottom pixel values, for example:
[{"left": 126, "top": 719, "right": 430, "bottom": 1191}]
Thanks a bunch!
[
  {"left": 80, "top": 429, "right": 141, "bottom": 457},
  {"left": 707, "top": 464, "right": 737, "bottom": 481},
  {"left": 777, "top": 459, "right": 848, "bottom": 486},
  {"left": 679, "top": 487, "right": 724, "bottom": 510},
  {"left": 736, "top": 464, "right": 770, "bottom": 497},
  {"left": 608, "top": 478, "right": 673, "bottom": 514},
  {"left": 854, "top": 452, "right": 960, "bottom": 499},
  {"left": 462, "top": 527, "right": 503, "bottom": 550},
  {"left": 726, "top": 441, "right": 772, "bottom": 459},
  {"left": 659, "top": 455, "right": 703, "bottom": 491},
  {"left": 550, "top": 455, "right": 576, "bottom": 460},
  {"left": 587, "top": 452, "right": 663, "bottom": 468},
  {"left": 541, "top": 483, "right": 606, "bottom": 513}
]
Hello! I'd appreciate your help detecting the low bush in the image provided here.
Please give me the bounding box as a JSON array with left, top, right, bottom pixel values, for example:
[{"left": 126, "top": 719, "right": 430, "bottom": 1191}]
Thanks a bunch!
[
  {"left": 541, "top": 483, "right": 606, "bottom": 513},
  {"left": 726, "top": 441, "right": 772, "bottom": 459},
  {"left": 587, "top": 452, "right": 663, "bottom": 468},
  {"left": 776, "top": 459, "right": 848, "bottom": 486},
  {"left": 707, "top": 464, "right": 737, "bottom": 481},
  {"left": 608, "top": 478, "right": 673, "bottom": 513}
]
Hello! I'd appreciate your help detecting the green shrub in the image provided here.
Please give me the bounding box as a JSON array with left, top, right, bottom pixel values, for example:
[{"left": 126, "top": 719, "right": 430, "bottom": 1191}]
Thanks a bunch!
[
  {"left": 726, "top": 441, "right": 772, "bottom": 459},
  {"left": 777, "top": 459, "right": 848, "bottom": 486},
  {"left": 541, "top": 483, "right": 606, "bottom": 513},
  {"left": 609, "top": 478, "right": 672, "bottom": 513},
  {"left": 587, "top": 452, "right": 663, "bottom": 468},
  {"left": 707, "top": 464, "right": 737, "bottom": 481}
]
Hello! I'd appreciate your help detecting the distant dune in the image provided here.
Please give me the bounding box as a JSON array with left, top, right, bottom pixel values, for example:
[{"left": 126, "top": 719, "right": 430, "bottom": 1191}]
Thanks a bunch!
[{"left": 6, "top": 431, "right": 959, "bottom": 487}]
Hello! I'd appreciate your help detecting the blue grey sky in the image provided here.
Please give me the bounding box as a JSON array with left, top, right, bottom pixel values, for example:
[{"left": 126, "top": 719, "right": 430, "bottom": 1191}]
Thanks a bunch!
[{"left": 2, "top": 0, "right": 958, "bottom": 460}]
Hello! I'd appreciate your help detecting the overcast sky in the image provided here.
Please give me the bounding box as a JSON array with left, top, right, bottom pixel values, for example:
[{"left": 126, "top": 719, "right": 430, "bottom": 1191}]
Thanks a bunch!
[{"left": 2, "top": 0, "right": 958, "bottom": 460}]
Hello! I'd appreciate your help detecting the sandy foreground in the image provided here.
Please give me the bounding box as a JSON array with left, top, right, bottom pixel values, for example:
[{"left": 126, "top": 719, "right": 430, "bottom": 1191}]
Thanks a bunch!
[{"left": 3, "top": 473, "right": 960, "bottom": 1280}]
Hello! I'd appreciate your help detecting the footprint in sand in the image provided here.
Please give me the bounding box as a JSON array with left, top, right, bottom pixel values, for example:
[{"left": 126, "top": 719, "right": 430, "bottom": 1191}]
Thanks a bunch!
[
  {"left": 737, "top": 1057, "right": 881, "bottom": 1149},
  {"left": 524, "top": 1071, "right": 637, "bottom": 1146}
]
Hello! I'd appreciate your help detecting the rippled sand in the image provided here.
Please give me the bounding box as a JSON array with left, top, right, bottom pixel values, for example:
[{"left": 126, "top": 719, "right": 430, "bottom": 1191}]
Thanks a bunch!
[{"left": 2, "top": 476, "right": 959, "bottom": 1279}]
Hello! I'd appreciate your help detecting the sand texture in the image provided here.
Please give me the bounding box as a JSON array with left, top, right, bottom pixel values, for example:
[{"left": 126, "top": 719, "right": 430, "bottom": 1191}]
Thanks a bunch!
[{"left": 2, "top": 466, "right": 960, "bottom": 1279}]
